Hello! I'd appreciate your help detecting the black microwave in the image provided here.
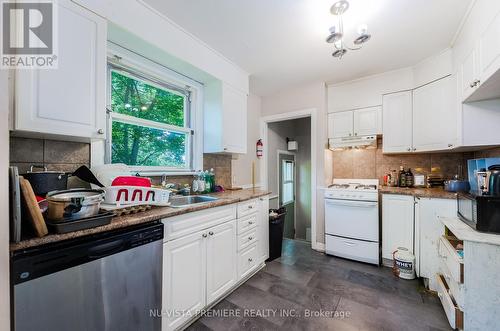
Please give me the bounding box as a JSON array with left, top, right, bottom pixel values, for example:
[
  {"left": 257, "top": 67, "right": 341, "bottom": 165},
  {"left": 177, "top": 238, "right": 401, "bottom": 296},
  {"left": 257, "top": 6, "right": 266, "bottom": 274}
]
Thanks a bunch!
[{"left": 457, "top": 192, "right": 500, "bottom": 233}]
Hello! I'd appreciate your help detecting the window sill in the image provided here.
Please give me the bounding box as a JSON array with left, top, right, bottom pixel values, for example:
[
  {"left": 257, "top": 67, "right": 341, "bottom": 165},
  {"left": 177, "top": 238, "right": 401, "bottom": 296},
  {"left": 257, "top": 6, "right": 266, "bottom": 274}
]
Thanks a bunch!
[{"left": 131, "top": 170, "right": 197, "bottom": 177}]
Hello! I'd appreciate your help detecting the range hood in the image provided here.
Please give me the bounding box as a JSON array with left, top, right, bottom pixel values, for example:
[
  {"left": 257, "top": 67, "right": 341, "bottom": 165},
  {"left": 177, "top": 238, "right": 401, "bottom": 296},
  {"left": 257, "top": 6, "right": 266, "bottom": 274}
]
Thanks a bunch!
[{"left": 328, "top": 135, "right": 377, "bottom": 150}]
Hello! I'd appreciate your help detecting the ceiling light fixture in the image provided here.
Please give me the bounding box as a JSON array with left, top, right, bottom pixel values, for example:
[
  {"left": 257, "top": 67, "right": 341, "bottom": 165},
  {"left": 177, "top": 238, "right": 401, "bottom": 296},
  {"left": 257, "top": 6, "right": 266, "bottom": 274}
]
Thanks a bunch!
[{"left": 326, "top": 0, "right": 371, "bottom": 59}]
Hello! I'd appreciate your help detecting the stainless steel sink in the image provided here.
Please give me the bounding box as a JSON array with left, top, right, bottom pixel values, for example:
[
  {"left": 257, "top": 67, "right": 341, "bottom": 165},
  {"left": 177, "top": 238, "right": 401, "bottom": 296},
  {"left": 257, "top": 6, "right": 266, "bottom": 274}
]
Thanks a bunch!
[{"left": 169, "top": 195, "right": 219, "bottom": 208}]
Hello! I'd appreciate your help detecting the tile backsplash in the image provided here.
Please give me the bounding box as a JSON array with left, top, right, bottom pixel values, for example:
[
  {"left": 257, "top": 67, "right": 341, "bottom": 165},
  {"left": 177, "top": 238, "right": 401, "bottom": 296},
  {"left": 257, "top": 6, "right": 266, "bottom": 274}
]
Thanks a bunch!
[
  {"left": 10, "top": 136, "right": 233, "bottom": 189},
  {"left": 331, "top": 138, "right": 500, "bottom": 184}
]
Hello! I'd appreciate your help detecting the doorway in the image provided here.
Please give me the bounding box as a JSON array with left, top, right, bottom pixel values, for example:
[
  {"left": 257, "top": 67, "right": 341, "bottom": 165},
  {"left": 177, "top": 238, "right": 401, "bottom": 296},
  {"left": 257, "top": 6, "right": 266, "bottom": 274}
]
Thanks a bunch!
[{"left": 278, "top": 152, "right": 295, "bottom": 239}]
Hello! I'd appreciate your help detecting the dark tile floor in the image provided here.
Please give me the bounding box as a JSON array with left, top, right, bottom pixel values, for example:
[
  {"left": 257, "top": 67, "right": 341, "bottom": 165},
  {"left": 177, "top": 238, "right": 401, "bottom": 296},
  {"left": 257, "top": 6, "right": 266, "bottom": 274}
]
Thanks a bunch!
[{"left": 187, "top": 239, "right": 451, "bottom": 331}]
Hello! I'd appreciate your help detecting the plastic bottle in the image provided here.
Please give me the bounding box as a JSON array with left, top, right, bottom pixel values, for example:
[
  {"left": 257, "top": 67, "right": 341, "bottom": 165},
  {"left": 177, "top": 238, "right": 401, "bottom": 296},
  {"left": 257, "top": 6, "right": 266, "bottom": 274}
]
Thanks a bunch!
[
  {"left": 198, "top": 170, "right": 205, "bottom": 193},
  {"left": 192, "top": 172, "right": 199, "bottom": 193},
  {"left": 209, "top": 168, "right": 216, "bottom": 192},
  {"left": 203, "top": 170, "right": 211, "bottom": 193}
]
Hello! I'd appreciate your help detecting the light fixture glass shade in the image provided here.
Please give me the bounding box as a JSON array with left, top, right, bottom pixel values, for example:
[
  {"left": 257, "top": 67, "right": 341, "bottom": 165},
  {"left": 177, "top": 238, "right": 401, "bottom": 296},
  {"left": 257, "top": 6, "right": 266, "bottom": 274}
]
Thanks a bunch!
[{"left": 326, "top": 26, "right": 343, "bottom": 43}]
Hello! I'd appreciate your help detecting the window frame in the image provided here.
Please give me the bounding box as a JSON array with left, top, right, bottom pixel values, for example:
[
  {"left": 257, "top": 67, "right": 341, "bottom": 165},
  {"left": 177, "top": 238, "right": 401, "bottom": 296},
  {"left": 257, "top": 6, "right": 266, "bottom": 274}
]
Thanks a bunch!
[
  {"left": 104, "top": 43, "right": 204, "bottom": 175},
  {"left": 281, "top": 159, "right": 295, "bottom": 205}
]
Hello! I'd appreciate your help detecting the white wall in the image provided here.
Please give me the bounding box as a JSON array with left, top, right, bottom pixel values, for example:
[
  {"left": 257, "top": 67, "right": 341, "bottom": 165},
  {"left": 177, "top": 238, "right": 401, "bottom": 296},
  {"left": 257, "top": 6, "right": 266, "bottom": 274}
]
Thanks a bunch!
[
  {"left": 262, "top": 81, "right": 327, "bottom": 245},
  {"left": 231, "top": 94, "right": 262, "bottom": 187},
  {"left": 0, "top": 71, "right": 11, "bottom": 330}
]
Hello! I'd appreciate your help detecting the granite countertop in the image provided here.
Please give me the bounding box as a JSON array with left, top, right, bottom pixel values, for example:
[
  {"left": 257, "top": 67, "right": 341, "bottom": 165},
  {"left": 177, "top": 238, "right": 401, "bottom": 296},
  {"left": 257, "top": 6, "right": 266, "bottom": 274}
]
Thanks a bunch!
[
  {"left": 439, "top": 217, "right": 500, "bottom": 246},
  {"left": 379, "top": 186, "right": 458, "bottom": 199},
  {"left": 10, "top": 188, "right": 271, "bottom": 252}
]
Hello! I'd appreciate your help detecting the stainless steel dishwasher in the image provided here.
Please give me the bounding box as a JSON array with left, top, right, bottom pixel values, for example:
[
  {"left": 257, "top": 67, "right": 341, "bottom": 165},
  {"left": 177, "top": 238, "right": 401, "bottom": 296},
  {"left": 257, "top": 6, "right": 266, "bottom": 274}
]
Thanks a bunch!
[{"left": 11, "top": 222, "right": 163, "bottom": 331}]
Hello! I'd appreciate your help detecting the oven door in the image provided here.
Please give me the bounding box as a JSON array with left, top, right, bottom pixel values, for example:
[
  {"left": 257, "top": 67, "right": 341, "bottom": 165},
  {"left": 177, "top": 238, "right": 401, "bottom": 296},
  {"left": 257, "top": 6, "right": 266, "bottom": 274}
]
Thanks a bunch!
[{"left": 325, "top": 198, "right": 379, "bottom": 242}]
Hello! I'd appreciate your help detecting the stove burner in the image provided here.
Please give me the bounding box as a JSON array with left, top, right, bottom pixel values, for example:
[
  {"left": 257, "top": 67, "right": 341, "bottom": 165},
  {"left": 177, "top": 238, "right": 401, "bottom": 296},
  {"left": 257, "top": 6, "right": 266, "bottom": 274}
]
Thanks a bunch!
[
  {"left": 355, "top": 184, "right": 377, "bottom": 190},
  {"left": 329, "top": 184, "right": 350, "bottom": 189}
]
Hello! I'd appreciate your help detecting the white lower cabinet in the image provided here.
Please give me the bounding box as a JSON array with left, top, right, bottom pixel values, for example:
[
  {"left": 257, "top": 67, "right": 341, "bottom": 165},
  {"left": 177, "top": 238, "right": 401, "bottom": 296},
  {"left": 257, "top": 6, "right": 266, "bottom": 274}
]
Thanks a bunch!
[
  {"left": 162, "top": 230, "right": 207, "bottom": 331},
  {"left": 415, "top": 197, "right": 457, "bottom": 290},
  {"left": 206, "top": 221, "right": 237, "bottom": 305},
  {"left": 162, "top": 196, "right": 269, "bottom": 331},
  {"left": 382, "top": 194, "right": 415, "bottom": 262}
]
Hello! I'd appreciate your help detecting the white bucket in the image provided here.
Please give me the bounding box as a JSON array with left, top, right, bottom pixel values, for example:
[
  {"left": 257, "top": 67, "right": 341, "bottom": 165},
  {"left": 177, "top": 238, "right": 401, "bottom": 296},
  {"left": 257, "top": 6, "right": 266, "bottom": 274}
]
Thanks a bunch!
[{"left": 393, "top": 247, "right": 415, "bottom": 280}]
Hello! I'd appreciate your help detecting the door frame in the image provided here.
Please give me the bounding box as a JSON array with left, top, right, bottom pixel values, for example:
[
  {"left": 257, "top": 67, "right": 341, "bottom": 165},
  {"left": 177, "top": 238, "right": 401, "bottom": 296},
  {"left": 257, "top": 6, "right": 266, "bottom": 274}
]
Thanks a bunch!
[
  {"left": 260, "top": 108, "right": 318, "bottom": 250},
  {"left": 277, "top": 150, "right": 297, "bottom": 239}
]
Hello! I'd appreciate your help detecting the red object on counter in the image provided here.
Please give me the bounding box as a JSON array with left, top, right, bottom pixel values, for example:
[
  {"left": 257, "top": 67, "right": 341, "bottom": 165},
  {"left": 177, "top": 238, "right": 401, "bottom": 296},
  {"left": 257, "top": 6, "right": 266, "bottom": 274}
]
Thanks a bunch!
[{"left": 111, "top": 176, "right": 151, "bottom": 187}]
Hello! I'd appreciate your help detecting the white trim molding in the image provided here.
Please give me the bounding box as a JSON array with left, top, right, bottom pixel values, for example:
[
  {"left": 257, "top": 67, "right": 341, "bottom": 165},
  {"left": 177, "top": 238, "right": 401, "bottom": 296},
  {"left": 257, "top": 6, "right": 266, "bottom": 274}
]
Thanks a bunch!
[{"left": 260, "top": 108, "right": 319, "bottom": 250}]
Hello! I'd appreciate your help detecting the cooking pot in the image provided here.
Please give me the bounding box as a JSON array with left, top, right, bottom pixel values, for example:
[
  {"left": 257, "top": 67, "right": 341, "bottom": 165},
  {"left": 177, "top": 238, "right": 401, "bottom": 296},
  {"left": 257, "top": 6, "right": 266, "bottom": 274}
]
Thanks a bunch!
[
  {"left": 46, "top": 189, "right": 104, "bottom": 222},
  {"left": 488, "top": 165, "right": 500, "bottom": 196},
  {"left": 444, "top": 180, "right": 470, "bottom": 193},
  {"left": 23, "top": 165, "right": 69, "bottom": 196}
]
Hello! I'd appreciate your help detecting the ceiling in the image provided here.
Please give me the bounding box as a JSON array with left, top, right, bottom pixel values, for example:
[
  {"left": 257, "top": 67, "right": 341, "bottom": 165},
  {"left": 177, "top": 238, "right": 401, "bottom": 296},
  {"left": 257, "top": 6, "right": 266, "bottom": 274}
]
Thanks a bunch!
[{"left": 143, "top": 0, "right": 472, "bottom": 96}]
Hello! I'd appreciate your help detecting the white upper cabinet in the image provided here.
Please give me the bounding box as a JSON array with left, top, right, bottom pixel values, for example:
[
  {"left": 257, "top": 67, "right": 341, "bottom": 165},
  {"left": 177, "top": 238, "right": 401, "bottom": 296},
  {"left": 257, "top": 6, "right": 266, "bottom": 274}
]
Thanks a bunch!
[
  {"left": 479, "top": 11, "right": 500, "bottom": 84},
  {"left": 327, "top": 106, "right": 380, "bottom": 139},
  {"left": 382, "top": 91, "right": 413, "bottom": 153},
  {"left": 353, "top": 106, "right": 382, "bottom": 136},
  {"left": 327, "top": 111, "right": 353, "bottom": 138},
  {"left": 460, "top": 47, "right": 480, "bottom": 101},
  {"left": 204, "top": 81, "right": 247, "bottom": 154},
  {"left": 14, "top": 0, "right": 106, "bottom": 139},
  {"left": 413, "top": 76, "right": 457, "bottom": 151}
]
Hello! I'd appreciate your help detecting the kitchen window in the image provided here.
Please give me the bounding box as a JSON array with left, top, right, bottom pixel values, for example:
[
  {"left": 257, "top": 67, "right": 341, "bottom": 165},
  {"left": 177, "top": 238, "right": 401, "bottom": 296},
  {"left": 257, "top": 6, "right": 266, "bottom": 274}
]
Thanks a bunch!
[{"left": 106, "top": 45, "right": 203, "bottom": 174}]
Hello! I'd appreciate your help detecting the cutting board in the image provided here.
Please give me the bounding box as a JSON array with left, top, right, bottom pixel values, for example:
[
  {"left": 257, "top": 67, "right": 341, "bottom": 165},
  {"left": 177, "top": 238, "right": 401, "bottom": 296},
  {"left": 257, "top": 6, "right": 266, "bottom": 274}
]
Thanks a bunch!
[{"left": 19, "top": 177, "right": 48, "bottom": 237}]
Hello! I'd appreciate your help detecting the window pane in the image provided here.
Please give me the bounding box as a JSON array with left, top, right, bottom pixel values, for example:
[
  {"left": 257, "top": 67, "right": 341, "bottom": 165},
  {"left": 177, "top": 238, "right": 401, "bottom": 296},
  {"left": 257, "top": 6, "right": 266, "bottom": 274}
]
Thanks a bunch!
[
  {"left": 111, "top": 121, "right": 187, "bottom": 168},
  {"left": 111, "top": 70, "right": 186, "bottom": 127},
  {"left": 282, "top": 183, "right": 293, "bottom": 204},
  {"left": 283, "top": 161, "right": 293, "bottom": 181}
]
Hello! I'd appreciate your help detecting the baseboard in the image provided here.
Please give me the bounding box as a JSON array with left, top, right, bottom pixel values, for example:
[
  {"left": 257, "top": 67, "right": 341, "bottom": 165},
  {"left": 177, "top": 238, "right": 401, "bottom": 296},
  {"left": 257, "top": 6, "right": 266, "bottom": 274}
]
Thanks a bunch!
[{"left": 313, "top": 242, "right": 325, "bottom": 252}]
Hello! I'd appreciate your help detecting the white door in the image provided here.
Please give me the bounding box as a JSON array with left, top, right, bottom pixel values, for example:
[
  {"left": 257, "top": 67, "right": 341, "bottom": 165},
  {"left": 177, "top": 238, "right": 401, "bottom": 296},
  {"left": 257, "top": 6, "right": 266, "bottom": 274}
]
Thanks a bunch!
[
  {"left": 479, "top": 12, "right": 500, "bottom": 84},
  {"left": 14, "top": 0, "right": 106, "bottom": 139},
  {"left": 381, "top": 194, "right": 415, "bottom": 261},
  {"left": 461, "top": 48, "right": 479, "bottom": 101},
  {"left": 412, "top": 76, "right": 457, "bottom": 152},
  {"left": 206, "top": 221, "right": 237, "bottom": 305},
  {"left": 382, "top": 91, "right": 413, "bottom": 153},
  {"left": 416, "top": 198, "right": 457, "bottom": 290},
  {"left": 325, "top": 199, "right": 379, "bottom": 242},
  {"left": 222, "top": 83, "right": 247, "bottom": 153},
  {"left": 328, "top": 111, "right": 353, "bottom": 138},
  {"left": 353, "top": 106, "right": 381, "bottom": 136},
  {"left": 258, "top": 196, "right": 270, "bottom": 263},
  {"left": 162, "top": 231, "right": 206, "bottom": 331}
]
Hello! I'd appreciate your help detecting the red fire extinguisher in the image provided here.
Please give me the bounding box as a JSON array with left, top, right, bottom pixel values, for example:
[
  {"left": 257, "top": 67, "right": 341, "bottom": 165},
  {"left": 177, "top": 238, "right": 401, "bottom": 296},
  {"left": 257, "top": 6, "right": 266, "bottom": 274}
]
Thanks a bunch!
[{"left": 256, "top": 139, "right": 263, "bottom": 158}]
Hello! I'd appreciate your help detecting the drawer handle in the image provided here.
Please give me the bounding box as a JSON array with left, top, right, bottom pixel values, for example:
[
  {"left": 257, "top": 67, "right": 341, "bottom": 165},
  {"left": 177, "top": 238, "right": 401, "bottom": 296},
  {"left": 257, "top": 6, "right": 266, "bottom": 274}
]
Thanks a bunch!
[
  {"left": 248, "top": 258, "right": 253, "bottom": 262},
  {"left": 248, "top": 236, "right": 253, "bottom": 240},
  {"left": 248, "top": 221, "right": 254, "bottom": 225},
  {"left": 202, "top": 233, "right": 207, "bottom": 238},
  {"left": 209, "top": 231, "right": 214, "bottom": 236},
  {"left": 248, "top": 205, "right": 253, "bottom": 209}
]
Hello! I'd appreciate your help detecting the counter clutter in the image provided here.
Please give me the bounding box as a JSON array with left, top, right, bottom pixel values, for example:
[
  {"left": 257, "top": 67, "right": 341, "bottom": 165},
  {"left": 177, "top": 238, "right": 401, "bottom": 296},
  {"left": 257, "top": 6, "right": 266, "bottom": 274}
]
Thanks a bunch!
[{"left": 10, "top": 188, "right": 270, "bottom": 252}]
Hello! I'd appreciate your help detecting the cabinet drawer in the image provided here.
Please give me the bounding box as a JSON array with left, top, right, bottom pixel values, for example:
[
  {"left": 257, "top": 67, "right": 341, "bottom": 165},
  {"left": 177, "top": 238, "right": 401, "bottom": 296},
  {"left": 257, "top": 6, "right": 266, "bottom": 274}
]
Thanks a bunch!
[
  {"left": 436, "top": 274, "right": 464, "bottom": 330},
  {"left": 238, "top": 244, "right": 259, "bottom": 279},
  {"left": 237, "top": 199, "right": 258, "bottom": 218},
  {"left": 237, "top": 213, "right": 258, "bottom": 234},
  {"left": 438, "top": 236, "right": 464, "bottom": 283},
  {"left": 439, "top": 262, "right": 464, "bottom": 310},
  {"left": 238, "top": 228, "right": 258, "bottom": 251},
  {"left": 163, "top": 204, "right": 237, "bottom": 241}
]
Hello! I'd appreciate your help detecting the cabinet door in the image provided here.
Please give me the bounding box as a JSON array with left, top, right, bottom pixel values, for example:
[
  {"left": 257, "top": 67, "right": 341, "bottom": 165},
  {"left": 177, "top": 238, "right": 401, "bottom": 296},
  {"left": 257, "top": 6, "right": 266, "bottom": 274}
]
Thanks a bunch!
[
  {"left": 415, "top": 198, "right": 457, "bottom": 291},
  {"left": 461, "top": 48, "right": 479, "bottom": 101},
  {"left": 14, "top": 0, "right": 106, "bottom": 139},
  {"left": 479, "top": 11, "right": 500, "bottom": 84},
  {"left": 412, "top": 76, "right": 457, "bottom": 152},
  {"left": 206, "top": 221, "right": 237, "bottom": 305},
  {"left": 382, "top": 91, "right": 413, "bottom": 153},
  {"left": 353, "top": 106, "right": 381, "bottom": 136},
  {"left": 327, "top": 111, "right": 353, "bottom": 138},
  {"left": 222, "top": 83, "right": 247, "bottom": 153},
  {"left": 162, "top": 231, "right": 206, "bottom": 331},
  {"left": 258, "top": 196, "right": 270, "bottom": 262},
  {"left": 382, "top": 194, "right": 415, "bottom": 261}
]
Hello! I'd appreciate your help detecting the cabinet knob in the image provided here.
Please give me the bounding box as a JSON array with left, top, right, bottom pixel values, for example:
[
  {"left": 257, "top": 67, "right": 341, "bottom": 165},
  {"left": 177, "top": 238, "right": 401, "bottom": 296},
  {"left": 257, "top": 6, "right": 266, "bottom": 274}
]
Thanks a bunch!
[
  {"left": 412, "top": 147, "right": 416, "bottom": 151},
  {"left": 407, "top": 147, "right": 411, "bottom": 152},
  {"left": 448, "top": 144, "right": 453, "bottom": 148},
  {"left": 209, "top": 231, "right": 214, "bottom": 236},
  {"left": 470, "top": 82, "right": 476, "bottom": 88},
  {"left": 97, "top": 129, "right": 104, "bottom": 134},
  {"left": 202, "top": 233, "right": 208, "bottom": 238},
  {"left": 223, "top": 147, "right": 228, "bottom": 151},
  {"left": 248, "top": 205, "right": 253, "bottom": 209},
  {"left": 475, "top": 79, "right": 481, "bottom": 86},
  {"left": 248, "top": 258, "right": 253, "bottom": 262},
  {"left": 354, "top": 132, "right": 358, "bottom": 136},
  {"left": 348, "top": 133, "right": 352, "bottom": 136},
  {"left": 248, "top": 236, "right": 253, "bottom": 240},
  {"left": 248, "top": 221, "right": 253, "bottom": 225}
]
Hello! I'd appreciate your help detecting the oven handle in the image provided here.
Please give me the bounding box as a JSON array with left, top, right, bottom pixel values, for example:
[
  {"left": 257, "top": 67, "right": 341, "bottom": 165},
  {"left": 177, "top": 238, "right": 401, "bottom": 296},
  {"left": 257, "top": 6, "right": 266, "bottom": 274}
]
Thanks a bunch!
[{"left": 325, "top": 199, "right": 378, "bottom": 208}]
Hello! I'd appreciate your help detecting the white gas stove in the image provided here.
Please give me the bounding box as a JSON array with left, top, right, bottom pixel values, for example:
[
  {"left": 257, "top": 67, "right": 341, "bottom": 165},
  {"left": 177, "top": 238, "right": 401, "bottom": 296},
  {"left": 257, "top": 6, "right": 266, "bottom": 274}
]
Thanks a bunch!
[{"left": 324, "top": 179, "right": 380, "bottom": 265}]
